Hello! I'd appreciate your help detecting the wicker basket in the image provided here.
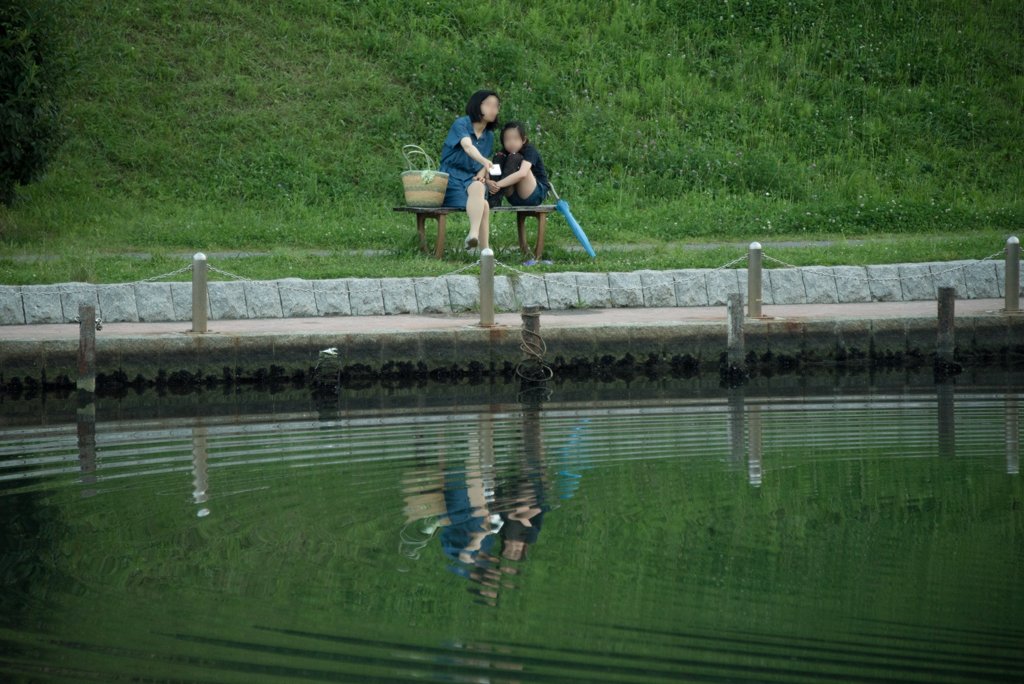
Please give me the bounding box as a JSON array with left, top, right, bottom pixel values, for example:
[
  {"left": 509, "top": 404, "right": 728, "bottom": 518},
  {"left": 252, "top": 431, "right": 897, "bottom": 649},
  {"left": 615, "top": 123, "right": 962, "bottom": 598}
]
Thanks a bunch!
[{"left": 401, "top": 145, "right": 449, "bottom": 207}]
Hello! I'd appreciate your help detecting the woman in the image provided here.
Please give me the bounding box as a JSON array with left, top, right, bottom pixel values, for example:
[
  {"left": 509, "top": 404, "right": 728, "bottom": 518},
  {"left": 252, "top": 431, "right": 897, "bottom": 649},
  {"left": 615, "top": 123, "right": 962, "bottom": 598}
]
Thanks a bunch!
[{"left": 439, "top": 90, "right": 500, "bottom": 250}]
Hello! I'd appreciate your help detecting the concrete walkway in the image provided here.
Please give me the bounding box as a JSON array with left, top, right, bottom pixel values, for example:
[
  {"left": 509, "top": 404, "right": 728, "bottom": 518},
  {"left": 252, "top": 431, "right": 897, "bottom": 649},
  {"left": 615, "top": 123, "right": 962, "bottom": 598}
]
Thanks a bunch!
[{"left": 0, "top": 298, "right": 1007, "bottom": 340}]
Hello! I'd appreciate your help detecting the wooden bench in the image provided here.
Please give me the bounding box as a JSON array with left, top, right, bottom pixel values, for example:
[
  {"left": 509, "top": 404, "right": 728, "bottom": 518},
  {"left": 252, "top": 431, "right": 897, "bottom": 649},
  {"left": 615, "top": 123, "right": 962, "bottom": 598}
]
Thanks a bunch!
[{"left": 393, "top": 205, "right": 557, "bottom": 259}]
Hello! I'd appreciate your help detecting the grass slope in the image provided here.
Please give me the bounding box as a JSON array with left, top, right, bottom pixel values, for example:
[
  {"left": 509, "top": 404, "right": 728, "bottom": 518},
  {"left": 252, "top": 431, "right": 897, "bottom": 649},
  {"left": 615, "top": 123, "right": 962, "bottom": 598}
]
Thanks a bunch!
[{"left": 0, "top": 0, "right": 1022, "bottom": 283}]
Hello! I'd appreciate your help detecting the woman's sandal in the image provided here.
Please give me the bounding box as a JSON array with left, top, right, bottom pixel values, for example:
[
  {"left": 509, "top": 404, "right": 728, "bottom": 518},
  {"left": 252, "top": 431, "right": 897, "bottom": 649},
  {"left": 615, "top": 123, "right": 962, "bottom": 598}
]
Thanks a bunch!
[{"left": 464, "top": 235, "right": 478, "bottom": 250}]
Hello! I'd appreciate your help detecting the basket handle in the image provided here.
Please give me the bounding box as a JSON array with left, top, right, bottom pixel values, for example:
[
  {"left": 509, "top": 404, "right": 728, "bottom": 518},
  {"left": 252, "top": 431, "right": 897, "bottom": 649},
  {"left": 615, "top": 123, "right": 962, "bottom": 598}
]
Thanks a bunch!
[{"left": 403, "top": 144, "right": 437, "bottom": 172}]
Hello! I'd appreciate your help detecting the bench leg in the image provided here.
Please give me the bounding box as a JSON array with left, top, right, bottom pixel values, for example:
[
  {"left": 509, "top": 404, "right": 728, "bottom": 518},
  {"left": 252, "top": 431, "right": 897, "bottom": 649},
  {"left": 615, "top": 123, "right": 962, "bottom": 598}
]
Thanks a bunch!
[
  {"left": 434, "top": 214, "right": 447, "bottom": 260},
  {"left": 534, "top": 212, "right": 547, "bottom": 260},
  {"left": 517, "top": 213, "right": 531, "bottom": 256},
  {"left": 416, "top": 214, "right": 428, "bottom": 254}
]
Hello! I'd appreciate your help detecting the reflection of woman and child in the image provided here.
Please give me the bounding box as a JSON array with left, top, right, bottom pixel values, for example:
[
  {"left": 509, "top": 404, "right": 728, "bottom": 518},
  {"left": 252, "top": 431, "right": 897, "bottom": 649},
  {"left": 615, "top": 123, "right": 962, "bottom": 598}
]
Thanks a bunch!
[
  {"left": 439, "top": 90, "right": 552, "bottom": 252},
  {"left": 400, "top": 413, "right": 551, "bottom": 607}
]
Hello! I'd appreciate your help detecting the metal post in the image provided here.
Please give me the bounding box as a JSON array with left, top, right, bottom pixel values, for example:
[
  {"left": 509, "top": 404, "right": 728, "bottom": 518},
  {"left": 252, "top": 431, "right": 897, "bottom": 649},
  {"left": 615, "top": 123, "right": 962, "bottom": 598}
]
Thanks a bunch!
[
  {"left": 937, "top": 286, "right": 955, "bottom": 362},
  {"left": 191, "top": 252, "right": 208, "bottom": 333},
  {"left": 479, "top": 248, "right": 495, "bottom": 327},
  {"left": 748, "top": 241, "right": 762, "bottom": 319},
  {"left": 1006, "top": 236, "right": 1020, "bottom": 313},
  {"left": 77, "top": 303, "right": 96, "bottom": 395},
  {"left": 727, "top": 293, "right": 745, "bottom": 364}
]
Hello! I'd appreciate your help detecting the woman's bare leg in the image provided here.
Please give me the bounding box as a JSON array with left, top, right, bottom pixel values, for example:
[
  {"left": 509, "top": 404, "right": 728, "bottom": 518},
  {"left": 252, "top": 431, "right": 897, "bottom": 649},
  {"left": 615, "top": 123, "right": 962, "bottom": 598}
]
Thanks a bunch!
[
  {"left": 479, "top": 206, "right": 490, "bottom": 249},
  {"left": 465, "top": 181, "right": 488, "bottom": 247}
]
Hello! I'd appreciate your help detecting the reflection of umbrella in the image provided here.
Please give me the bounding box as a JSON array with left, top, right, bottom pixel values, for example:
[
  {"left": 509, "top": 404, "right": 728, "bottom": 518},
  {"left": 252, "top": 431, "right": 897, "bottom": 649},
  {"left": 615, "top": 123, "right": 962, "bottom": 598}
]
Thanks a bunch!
[{"left": 549, "top": 184, "right": 596, "bottom": 258}]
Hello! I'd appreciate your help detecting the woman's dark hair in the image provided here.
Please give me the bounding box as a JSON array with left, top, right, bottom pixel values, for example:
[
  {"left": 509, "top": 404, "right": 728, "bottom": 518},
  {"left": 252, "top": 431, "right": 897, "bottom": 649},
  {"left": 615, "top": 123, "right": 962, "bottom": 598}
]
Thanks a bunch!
[
  {"left": 465, "top": 90, "right": 501, "bottom": 131},
  {"left": 500, "top": 121, "right": 529, "bottom": 150}
]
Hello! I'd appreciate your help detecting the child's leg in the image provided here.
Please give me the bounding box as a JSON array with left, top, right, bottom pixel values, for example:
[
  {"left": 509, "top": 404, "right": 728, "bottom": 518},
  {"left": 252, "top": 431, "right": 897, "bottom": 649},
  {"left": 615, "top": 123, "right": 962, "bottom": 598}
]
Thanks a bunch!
[
  {"left": 502, "top": 153, "right": 524, "bottom": 198},
  {"left": 514, "top": 171, "right": 538, "bottom": 201}
]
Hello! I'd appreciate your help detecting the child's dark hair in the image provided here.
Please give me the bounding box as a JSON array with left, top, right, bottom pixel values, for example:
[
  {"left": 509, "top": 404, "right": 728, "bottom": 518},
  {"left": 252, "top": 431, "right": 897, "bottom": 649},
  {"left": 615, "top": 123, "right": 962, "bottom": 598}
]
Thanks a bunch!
[
  {"left": 465, "top": 90, "right": 501, "bottom": 131},
  {"left": 500, "top": 121, "right": 529, "bottom": 150}
]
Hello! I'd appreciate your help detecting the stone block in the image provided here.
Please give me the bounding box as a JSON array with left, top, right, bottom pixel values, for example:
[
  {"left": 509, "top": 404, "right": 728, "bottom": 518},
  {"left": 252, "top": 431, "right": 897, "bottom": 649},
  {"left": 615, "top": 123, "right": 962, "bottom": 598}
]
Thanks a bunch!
[
  {"left": 898, "top": 263, "right": 936, "bottom": 301},
  {"left": 134, "top": 283, "right": 175, "bottom": 322},
  {"left": 963, "top": 261, "right": 999, "bottom": 299},
  {"left": 575, "top": 273, "right": 612, "bottom": 308},
  {"left": 866, "top": 265, "right": 902, "bottom": 302},
  {"left": 382, "top": 278, "right": 417, "bottom": 315},
  {"left": 511, "top": 273, "right": 549, "bottom": 309},
  {"left": 930, "top": 262, "right": 968, "bottom": 300},
  {"left": 769, "top": 268, "right": 807, "bottom": 305},
  {"left": 638, "top": 270, "right": 677, "bottom": 308},
  {"left": 59, "top": 284, "right": 99, "bottom": 323},
  {"left": 414, "top": 278, "right": 451, "bottom": 314},
  {"left": 671, "top": 269, "right": 709, "bottom": 307},
  {"left": 277, "top": 279, "right": 318, "bottom": 318},
  {"left": 97, "top": 284, "right": 139, "bottom": 323},
  {"left": 314, "top": 280, "right": 352, "bottom": 316},
  {"left": 347, "top": 279, "right": 385, "bottom": 316},
  {"left": 544, "top": 272, "right": 580, "bottom": 310},
  {"left": 832, "top": 266, "right": 871, "bottom": 303},
  {"left": 705, "top": 269, "right": 740, "bottom": 306},
  {"left": 446, "top": 275, "right": 479, "bottom": 312},
  {"left": 0, "top": 286, "right": 24, "bottom": 325},
  {"left": 494, "top": 276, "right": 517, "bottom": 311},
  {"left": 208, "top": 281, "right": 248, "bottom": 319},
  {"left": 21, "top": 285, "right": 63, "bottom": 324},
  {"left": 801, "top": 267, "right": 839, "bottom": 304},
  {"left": 243, "top": 281, "right": 283, "bottom": 318},
  {"left": 608, "top": 272, "right": 643, "bottom": 308}
]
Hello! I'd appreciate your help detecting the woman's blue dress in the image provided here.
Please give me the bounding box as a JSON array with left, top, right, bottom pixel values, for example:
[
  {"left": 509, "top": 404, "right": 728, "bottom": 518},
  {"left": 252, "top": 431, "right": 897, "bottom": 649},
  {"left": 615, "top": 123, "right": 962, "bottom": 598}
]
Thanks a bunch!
[{"left": 439, "top": 116, "right": 493, "bottom": 209}]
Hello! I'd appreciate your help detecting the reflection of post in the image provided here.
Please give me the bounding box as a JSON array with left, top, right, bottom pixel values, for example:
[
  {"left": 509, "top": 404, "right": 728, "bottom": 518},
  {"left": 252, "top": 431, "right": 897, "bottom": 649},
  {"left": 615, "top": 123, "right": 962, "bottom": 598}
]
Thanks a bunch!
[
  {"left": 937, "top": 383, "right": 955, "bottom": 458},
  {"left": 747, "top": 403, "right": 762, "bottom": 487},
  {"left": 192, "top": 426, "right": 210, "bottom": 517},
  {"left": 478, "top": 415, "right": 496, "bottom": 501},
  {"left": 77, "top": 399, "right": 97, "bottom": 498},
  {"left": 1007, "top": 395, "right": 1019, "bottom": 476},
  {"left": 727, "top": 388, "right": 745, "bottom": 466}
]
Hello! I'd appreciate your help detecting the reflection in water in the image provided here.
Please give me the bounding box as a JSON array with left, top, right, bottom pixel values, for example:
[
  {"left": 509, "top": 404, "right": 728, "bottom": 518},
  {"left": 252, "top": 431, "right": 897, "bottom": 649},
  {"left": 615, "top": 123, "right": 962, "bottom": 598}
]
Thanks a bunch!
[
  {"left": 192, "top": 426, "right": 210, "bottom": 517},
  {"left": 747, "top": 402, "right": 762, "bottom": 487},
  {"left": 401, "top": 401, "right": 554, "bottom": 607},
  {"left": 727, "top": 389, "right": 745, "bottom": 467},
  {"left": 3, "top": 385, "right": 1023, "bottom": 683},
  {"left": 937, "top": 382, "right": 956, "bottom": 458},
  {"left": 1008, "top": 395, "right": 1020, "bottom": 475},
  {"left": 727, "top": 388, "right": 761, "bottom": 486},
  {"left": 76, "top": 398, "right": 97, "bottom": 498}
]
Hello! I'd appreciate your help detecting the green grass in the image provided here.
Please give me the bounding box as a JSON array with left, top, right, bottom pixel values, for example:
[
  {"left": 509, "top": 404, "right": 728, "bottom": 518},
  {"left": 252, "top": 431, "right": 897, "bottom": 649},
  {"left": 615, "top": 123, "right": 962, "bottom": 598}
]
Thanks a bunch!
[
  {"left": 1, "top": 0, "right": 1022, "bottom": 283},
  {"left": 0, "top": 231, "right": 1010, "bottom": 286}
]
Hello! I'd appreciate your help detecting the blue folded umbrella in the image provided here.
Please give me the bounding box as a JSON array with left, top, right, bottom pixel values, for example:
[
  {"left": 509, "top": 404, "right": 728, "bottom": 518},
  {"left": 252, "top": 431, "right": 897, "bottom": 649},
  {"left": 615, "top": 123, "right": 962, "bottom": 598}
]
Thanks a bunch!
[{"left": 550, "top": 185, "right": 596, "bottom": 258}]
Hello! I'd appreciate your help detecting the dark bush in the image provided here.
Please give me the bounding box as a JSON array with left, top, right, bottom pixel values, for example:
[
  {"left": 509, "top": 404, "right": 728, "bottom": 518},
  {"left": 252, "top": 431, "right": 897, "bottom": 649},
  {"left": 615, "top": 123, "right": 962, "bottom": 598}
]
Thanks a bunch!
[{"left": 0, "top": 0, "right": 76, "bottom": 205}]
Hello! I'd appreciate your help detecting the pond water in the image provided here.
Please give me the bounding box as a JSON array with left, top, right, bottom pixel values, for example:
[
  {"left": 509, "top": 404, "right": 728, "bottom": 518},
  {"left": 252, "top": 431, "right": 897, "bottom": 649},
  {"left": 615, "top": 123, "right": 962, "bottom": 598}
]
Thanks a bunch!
[{"left": 1, "top": 377, "right": 1022, "bottom": 683}]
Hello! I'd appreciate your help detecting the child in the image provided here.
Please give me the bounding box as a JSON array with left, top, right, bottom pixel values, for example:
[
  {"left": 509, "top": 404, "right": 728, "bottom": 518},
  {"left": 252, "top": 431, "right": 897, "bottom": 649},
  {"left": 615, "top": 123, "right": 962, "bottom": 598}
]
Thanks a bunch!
[{"left": 487, "top": 122, "right": 550, "bottom": 208}]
